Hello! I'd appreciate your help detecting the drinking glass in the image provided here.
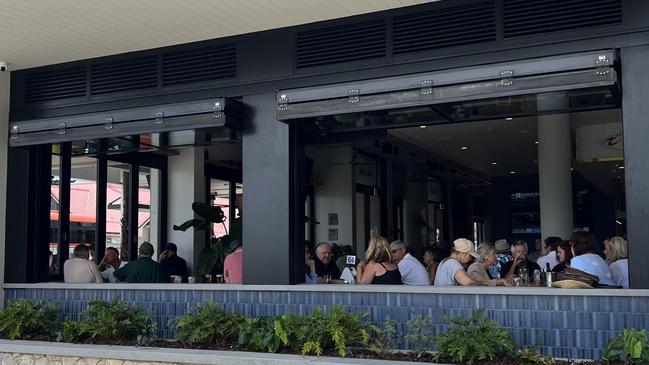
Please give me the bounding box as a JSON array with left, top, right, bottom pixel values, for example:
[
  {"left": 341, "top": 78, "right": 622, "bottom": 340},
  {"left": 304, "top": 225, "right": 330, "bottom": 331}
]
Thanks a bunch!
[
  {"left": 533, "top": 269, "right": 542, "bottom": 286},
  {"left": 324, "top": 274, "right": 332, "bottom": 284}
]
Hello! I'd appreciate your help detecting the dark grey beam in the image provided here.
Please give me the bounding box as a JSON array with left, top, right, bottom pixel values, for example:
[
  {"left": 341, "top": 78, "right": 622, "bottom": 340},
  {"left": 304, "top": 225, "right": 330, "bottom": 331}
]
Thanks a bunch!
[{"left": 622, "top": 45, "right": 649, "bottom": 289}]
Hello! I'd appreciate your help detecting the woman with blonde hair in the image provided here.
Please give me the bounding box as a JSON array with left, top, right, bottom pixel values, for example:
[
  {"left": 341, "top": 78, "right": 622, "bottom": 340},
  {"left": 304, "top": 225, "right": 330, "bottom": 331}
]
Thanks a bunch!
[
  {"left": 467, "top": 242, "right": 513, "bottom": 286},
  {"left": 604, "top": 236, "right": 628, "bottom": 288},
  {"left": 356, "top": 235, "right": 402, "bottom": 284}
]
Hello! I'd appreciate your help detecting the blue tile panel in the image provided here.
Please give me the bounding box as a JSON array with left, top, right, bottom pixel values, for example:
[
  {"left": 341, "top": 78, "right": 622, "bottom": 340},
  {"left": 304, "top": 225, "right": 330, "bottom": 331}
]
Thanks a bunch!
[{"left": 5, "top": 288, "right": 649, "bottom": 360}]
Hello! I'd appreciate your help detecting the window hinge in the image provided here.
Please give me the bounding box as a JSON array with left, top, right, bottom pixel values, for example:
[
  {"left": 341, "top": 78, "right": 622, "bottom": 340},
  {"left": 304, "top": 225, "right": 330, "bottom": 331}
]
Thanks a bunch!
[
  {"left": 154, "top": 111, "right": 165, "bottom": 125},
  {"left": 278, "top": 94, "right": 289, "bottom": 111},
  {"left": 213, "top": 101, "right": 224, "bottom": 119},
  {"left": 499, "top": 70, "right": 514, "bottom": 86},
  {"left": 420, "top": 80, "right": 433, "bottom": 95},
  {"left": 57, "top": 122, "right": 67, "bottom": 135},
  {"left": 348, "top": 89, "right": 360, "bottom": 104}
]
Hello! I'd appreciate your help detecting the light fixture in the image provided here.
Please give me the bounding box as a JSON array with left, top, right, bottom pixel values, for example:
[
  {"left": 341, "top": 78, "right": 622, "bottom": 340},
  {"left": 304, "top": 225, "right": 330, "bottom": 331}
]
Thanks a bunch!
[
  {"left": 419, "top": 125, "right": 427, "bottom": 129},
  {"left": 570, "top": 168, "right": 574, "bottom": 171},
  {"left": 534, "top": 141, "right": 539, "bottom": 144},
  {"left": 509, "top": 170, "right": 516, "bottom": 174},
  {"left": 460, "top": 146, "right": 468, "bottom": 150},
  {"left": 615, "top": 220, "right": 623, "bottom": 225},
  {"left": 505, "top": 117, "right": 513, "bottom": 121},
  {"left": 491, "top": 162, "right": 498, "bottom": 165},
  {"left": 618, "top": 166, "right": 625, "bottom": 169}
]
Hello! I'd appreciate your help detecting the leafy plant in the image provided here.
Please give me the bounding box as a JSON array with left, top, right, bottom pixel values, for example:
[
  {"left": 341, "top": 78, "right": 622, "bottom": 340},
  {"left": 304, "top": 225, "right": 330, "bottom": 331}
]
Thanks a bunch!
[
  {"left": 604, "top": 329, "right": 649, "bottom": 364},
  {"left": 519, "top": 346, "right": 554, "bottom": 365},
  {"left": 382, "top": 317, "right": 400, "bottom": 351},
  {"left": 173, "top": 201, "right": 241, "bottom": 277},
  {"left": 238, "top": 317, "right": 283, "bottom": 353},
  {"left": 0, "top": 299, "right": 59, "bottom": 340},
  {"left": 57, "top": 299, "right": 155, "bottom": 344},
  {"left": 172, "top": 302, "right": 242, "bottom": 346},
  {"left": 405, "top": 315, "right": 435, "bottom": 358},
  {"left": 433, "top": 309, "right": 514, "bottom": 365}
]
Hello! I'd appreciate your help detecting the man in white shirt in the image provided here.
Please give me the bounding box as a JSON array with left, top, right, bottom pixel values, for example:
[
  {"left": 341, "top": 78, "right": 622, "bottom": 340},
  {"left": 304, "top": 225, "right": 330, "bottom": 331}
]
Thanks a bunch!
[
  {"left": 537, "top": 236, "right": 561, "bottom": 271},
  {"left": 390, "top": 240, "right": 429, "bottom": 285},
  {"left": 63, "top": 244, "right": 103, "bottom": 283}
]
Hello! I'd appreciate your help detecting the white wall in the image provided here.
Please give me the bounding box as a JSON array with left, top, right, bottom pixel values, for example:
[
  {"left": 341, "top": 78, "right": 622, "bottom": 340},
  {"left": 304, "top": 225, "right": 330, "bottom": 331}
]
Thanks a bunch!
[
  {"left": 309, "top": 146, "right": 354, "bottom": 247},
  {"left": 0, "top": 72, "right": 9, "bottom": 307}
]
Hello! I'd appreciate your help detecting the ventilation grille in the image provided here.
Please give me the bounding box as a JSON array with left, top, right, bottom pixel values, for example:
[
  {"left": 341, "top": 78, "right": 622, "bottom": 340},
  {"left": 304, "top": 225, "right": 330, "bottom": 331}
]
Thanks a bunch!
[
  {"left": 25, "top": 67, "right": 87, "bottom": 103},
  {"left": 504, "top": 0, "right": 622, "bottom": 39},
  {"left": 296, "top": 19, "right": 387, "bottom": 69},
  {"left": 90, "top": 56, "right": 159, "bottom": 95},
  {"left": 393, "top": 1, "right": 496, "bottom": 55},
  {"left": 162, "top": 43, "right": 237, "bottom": 86}
]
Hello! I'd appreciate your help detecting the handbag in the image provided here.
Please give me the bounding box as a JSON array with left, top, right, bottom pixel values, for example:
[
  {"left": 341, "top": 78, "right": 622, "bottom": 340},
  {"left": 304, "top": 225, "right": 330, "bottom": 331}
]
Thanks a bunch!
[{"left": 556, "top": 267, "right": 599, "bottom": 287}]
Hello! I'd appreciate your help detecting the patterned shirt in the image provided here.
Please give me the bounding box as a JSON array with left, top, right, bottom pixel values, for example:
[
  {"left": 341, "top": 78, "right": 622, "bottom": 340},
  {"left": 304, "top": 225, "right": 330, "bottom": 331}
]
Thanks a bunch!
[{"left": 489, "top": 253, "right": 513, "bottom": 279}]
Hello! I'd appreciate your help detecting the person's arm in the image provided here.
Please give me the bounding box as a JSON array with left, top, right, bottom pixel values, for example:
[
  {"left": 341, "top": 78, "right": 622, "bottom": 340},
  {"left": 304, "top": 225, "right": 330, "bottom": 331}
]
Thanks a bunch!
[
  {"left": 454, "top": 268, "right": 485, "bottom": 286},
  {"left": 114, "top": 264, "right": 127, "bottom": 282},
  {"left": 357, "top": 261, "right": 378, "bottom": 284},
  {"left": 504, "top": 254, "right": 524, "bottom": 278}
]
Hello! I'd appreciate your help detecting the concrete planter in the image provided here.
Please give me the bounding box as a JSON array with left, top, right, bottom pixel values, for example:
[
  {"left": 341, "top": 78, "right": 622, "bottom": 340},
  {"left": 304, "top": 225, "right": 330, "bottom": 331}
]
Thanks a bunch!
[{"left": 0, "top": 340, "right": 443, "bottom": 365}]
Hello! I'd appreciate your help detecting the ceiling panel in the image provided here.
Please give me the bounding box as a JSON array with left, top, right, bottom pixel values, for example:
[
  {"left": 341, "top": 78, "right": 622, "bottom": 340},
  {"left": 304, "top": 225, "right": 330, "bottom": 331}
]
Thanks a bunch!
[{"left": 0, "top": 0, "right": 432, "bottom": 70}]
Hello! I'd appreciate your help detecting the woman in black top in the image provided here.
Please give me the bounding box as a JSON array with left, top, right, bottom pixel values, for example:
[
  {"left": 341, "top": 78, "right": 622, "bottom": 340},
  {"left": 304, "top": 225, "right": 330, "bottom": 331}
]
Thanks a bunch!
[
  {"left": 552, "top": 241, "right": 573, "bottom": 273},
  {"left": 356, "top": 235, "right": 402, "bottom": 285}
]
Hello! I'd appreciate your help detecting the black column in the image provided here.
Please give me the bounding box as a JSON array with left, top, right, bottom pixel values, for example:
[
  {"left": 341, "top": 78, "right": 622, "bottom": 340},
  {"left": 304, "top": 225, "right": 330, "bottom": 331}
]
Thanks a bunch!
[
  {"left": 622, "top": 45, "right": 649, "bottom": 289},
  {"left": 242, "top": 93, "right": 294, "bottom": 284}
]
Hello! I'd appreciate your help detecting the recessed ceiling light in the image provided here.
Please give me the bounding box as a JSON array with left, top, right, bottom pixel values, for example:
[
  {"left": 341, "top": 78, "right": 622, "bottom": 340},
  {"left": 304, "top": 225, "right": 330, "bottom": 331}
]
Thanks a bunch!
[
  {"left": 505, "top": 117, "right": 513, "bottom": 121},
  {"left": 534, "top": 141, "right": 539, "bottom": 144},
  {"left": 570, "top": 168, "right": 574, "bottom": 171},
  {"left": 460, "top": 146, "right": 468, "bottom": 150},
  {"left": 419, "top": 125, "right": 427, "bottom": 129},
  {"left": 618, "top": 166, "right": 625, "bottom": 169},
  {"left": 510, "top": 170, "right": 516, "bottom": 174},
  {"left": 491, "top": 162, "right": 498, "bottom": 165}
]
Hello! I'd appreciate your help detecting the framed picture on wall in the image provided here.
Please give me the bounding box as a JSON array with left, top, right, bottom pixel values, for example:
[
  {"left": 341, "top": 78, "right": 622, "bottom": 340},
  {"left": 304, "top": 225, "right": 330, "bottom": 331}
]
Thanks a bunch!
[
  {"left": 328, "top": 228, "right": 338, "bottom": 241},
  {"left": 328, "top": 213, "right": 338, "bottom": 226}
]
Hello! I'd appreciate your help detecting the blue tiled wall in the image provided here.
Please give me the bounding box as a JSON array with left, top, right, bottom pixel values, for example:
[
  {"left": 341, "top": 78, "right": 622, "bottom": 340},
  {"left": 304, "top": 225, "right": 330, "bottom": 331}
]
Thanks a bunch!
[{"left": 5, "top": 288, "right": 648, "bottom": 359}]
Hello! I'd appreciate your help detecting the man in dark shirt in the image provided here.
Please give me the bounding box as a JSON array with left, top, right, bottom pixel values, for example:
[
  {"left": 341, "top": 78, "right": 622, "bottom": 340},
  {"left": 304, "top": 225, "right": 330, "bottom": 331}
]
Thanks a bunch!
[
  {"left": 159, "top": 242, "right": 189, "bottom": 282},
  {"left": 500, "top": 240, "right": 541, "bottom": 278},
  {"left": 114, "top": 242, "right": 167, "bottom": 283},
  {"left": 314, "top": 242, "right": 342, "bottom": 280}
]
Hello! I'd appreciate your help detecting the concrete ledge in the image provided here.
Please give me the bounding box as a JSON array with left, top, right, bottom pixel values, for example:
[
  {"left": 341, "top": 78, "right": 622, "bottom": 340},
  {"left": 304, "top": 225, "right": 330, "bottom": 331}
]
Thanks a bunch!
[
  {"left": 0, "top": 340, "right": 441, "bottom": 365},
  {"left": 2, "top": 282, "right": 647, "bottom": 296}
]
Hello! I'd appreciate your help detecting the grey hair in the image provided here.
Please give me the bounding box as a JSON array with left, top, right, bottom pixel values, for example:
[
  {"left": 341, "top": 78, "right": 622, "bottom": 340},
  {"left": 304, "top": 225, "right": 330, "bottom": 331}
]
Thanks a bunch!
[
  {"left": 477, "top": 242, "right": 496, "bottom": 263},
  {"left": 390, "top": 240, "right": 407, "bottom": 250},
  {"left": 510, "top": 240, "right": 528, "bottom": 254}
]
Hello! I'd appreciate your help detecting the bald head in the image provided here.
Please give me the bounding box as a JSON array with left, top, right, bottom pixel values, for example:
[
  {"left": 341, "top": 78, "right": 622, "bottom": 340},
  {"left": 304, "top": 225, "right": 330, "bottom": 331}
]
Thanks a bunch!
[{"left": 315, "top": 242, "right": 333, "bottom": 264}]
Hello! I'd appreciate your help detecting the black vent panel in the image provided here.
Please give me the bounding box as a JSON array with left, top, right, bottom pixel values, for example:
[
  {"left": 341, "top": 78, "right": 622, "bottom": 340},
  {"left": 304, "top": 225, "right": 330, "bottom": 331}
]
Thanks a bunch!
[
  {"left": 393, "top": 1, "right": 496, "bottom": 55},
  {"left": 162, "top": 44, "right": 237, "bottom": 86},
  {"left": 90, "top": 56, "right": 158, "bottom": 95},
  {"left": 504, "top": 0, "right": 622, "bottom": 39},
  {"left": 296, "top": 19, "right": 387, "bottom": 69},
  {"left": 25, "top": 67, "right": 87, "bottom": 103}
]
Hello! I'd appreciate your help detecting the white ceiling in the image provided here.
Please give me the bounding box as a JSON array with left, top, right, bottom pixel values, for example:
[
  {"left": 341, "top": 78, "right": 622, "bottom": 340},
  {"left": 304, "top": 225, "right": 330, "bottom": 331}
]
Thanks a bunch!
[{"left": 0, "top": 0, "right": 432, "bottom": 71}]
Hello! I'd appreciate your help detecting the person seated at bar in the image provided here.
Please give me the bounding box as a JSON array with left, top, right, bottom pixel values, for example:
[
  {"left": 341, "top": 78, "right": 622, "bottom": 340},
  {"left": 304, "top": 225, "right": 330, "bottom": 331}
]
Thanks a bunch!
[
  {"left": 159, "top": 242, "right": 189, "bottom": 283},
  {"left": 224, "top": 240, "right": 243, "bottom": 284},
  {"left": 314, "top": 242, "right": 342, "bottom": 280},
  {"left": 569, "top": 231, "right": 615, "bottom": 286},
  {"left": 434, "top": 238, "right": 483, "bottom": 286},
  {"left": 64, "top": 244, "right": 103, "bottom": 283},
  {"left": 305, "top": 244, "right": 317, "bottom": 284},
  {"left": 604, "top": 236, "right": 628, "bottom": 288},
  {"left": 499, "top": 240, "right": 541, "bottom": 278},
  {"left": 552, "top": 240, "right": 573, "bottom": 273},
  {"left": 356, "top": 235, "right": 402, "bottom": 284},
  {"left": 422, "top": 246, "right": 441, "bottom": 285},
  {"left": 467, "top": 242, "right": 513, "bottom": 286},
  {"left": 98, "top": 247, "right": 127, "bottom": 283},
  {"left": 537, "top": 236, "right": 562, "bottom": 271},
  {"left": 390, "top": 240, "right": 429, "bottom": 285},
  {"left": 489, "top": 239, "right": 512, "bottom": 279},
  {"left": 114, "top": 242, "right": 167, "bottom": 283}
]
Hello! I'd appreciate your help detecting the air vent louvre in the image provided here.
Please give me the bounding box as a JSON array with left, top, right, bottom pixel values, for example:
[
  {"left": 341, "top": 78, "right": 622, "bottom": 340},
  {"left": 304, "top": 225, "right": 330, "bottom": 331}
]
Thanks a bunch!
[
  {"left": 504, "top": 0, "right": 622, "bottom": 39},
  {"left": 296, "top": 19, "right": 387, "bottom": 69},
  {"left": 90, "top": 56, "right": 158, "bottom": 95},
  {"left": 25, "top": 67, "right": 87, "bottom": 103},
  {"left": 393, "top": 1, "right": 496, "bottom": 55},
  {"left": 162, "top": 43, "right": 237, "bottom": 86}
]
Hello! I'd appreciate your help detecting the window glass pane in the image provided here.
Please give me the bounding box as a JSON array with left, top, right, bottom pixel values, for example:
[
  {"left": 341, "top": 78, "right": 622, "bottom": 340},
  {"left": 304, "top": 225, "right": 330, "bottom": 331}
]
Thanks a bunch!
[
  {"left": 70, "top": 156, "right": 98, "bottom": 260},
  {"left": 49, "top": 145, "right": 61, "bottom": 275},
  {"left": 107, "top": 161, "right": 128, "bottom": 260},
  {"left": 211, "top": 179, "right": 230, "bottom": 239},
  {"left": 138, "top": 166, "right": 159, "bottom": 259}
]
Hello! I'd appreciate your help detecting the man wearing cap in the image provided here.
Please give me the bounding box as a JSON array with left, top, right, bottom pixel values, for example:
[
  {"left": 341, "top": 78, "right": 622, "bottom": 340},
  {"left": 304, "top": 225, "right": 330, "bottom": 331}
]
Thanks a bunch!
[
  {"left": 390, "top": 240, "right": 429, "bottom": 285},
  {"left": 489, "top": 239, "right": 513, "bottom": 279},
  {"left": 114, "top": 242, "right": 167, "bottom": 283},
  {"left": 434, "top": 238, "right": 485, "bottom": 286},
  {"left": 159, "top": 242, "right": 189, "bottom": 283}
]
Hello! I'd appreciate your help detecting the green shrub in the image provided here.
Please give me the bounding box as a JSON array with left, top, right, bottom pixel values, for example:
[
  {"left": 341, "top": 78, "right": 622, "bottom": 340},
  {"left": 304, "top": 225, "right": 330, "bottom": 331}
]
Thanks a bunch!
[
  {"left": 172, "top": 302, "right": 242, "bottom": 346},
  {"left": 405, "top": 315, "right": 435, "bottom": 358},
  {"left": 57, "top": 299, "right": 155, "bottom": 345},
  {"left": 433, "top": 309, "right": 514, "bottom": 365},
  {"left": 237, "top": 316, "right": 283, "bottom": 353},
  {"left": 604, "top": 328, "right": 649, "bottom": 364},
  {"left": 518, "top": 346, "right": 554, "bottom": 365},
  {"left": 0, "top": 299, "right": 59, "bottom": 340},
  {"left": 382, "top": 317, "right": 400, "bottom": 351}
]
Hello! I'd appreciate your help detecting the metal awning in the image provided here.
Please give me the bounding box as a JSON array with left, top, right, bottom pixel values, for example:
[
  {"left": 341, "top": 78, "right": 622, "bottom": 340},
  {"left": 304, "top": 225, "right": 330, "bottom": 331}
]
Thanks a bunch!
[
  {"left": 276, "top": 50, "right": 617, "bottom": 120},
  {"left": 9, "top": 98, "right": 243, "bottom": 147}
]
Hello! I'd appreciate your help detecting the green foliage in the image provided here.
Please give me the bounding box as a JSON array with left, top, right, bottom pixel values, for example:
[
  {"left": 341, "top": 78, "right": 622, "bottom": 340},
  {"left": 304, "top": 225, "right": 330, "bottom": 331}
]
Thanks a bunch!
[
  {"left": 604, "top": 329, "right": 649, "bottom": 364},
  {"left": 57, "top": 299, "right": 155, "bottom": 344},
  {"left": 172, "top": 302, "right": 242, "bottom": 346},
  {"left": 433, "top": 309, "right": 514, "bottom": 365},
  {"left": 382, "top": 317, "right": 400, "bottom": 351},
  {"left": 518, "top": 346, "right": 554, "bottom": 365},
  {"left": 405, "top": 315, "right": 435, "bottom": 357},
  {"left": 0, "top": 299, "right": 59, "bottom": 340},
  {"left": 238, "top": 317, "right": 283, "bottom": 353}
]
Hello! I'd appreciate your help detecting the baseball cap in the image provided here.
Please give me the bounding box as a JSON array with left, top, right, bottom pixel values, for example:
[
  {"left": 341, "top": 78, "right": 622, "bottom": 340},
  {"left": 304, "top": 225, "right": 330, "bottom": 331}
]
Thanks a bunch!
[
  {"left": 138, "top": 242, "right": 154, "bottom": 256},
  {"left": 453, "top": 238, "right": 479, "bottom": 258}
]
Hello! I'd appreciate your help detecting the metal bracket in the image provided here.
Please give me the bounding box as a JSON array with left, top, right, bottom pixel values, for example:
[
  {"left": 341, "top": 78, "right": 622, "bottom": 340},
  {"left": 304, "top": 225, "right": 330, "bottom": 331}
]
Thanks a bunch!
[
  {"left": 499, "top": 70, "right": 514, "bottom": 86},
  {"left": 213, "top": 101, "right": 224, "bottom": 119},
  {"left": 10, "top": 125, "right": 19, "bottom": 140},
  {"left": 154, "top": 111, "right": 164, "bottom": 125},
  {"left": 420, "top": 80, "right": 433, "bottom": 95},
  {"left": 104, "top": 117, "right": 113, "bottom": 130},
  {"left": 348, "top": 89, "right": 360, "bottom": 104},
  {"left": 278, "top": 94, "right": 289, "bottom": 111},
  {"left": 595, "top": 54, "right": 611, "bottom": 76},
  {"left": 57, "top": 122, "right": 67, "bottom": 135}
]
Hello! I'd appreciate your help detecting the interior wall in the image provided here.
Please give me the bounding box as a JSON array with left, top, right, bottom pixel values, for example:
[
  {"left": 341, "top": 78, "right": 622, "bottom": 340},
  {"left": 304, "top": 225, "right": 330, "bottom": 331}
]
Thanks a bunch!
[{"left": 402, "top": 162, "right": 427, "bottom": 253}]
